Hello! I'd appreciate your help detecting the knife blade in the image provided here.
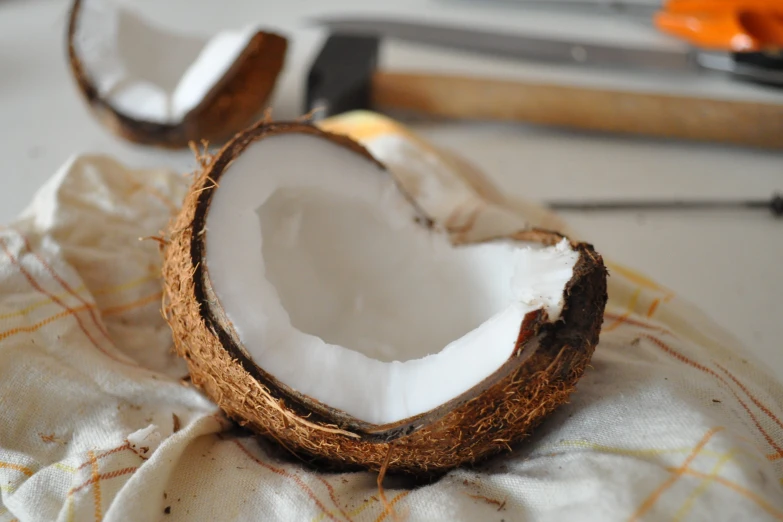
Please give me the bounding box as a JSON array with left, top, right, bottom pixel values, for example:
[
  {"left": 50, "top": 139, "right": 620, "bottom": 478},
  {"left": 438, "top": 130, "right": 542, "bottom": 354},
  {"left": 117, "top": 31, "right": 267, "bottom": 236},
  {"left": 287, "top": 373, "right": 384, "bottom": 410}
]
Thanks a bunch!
[
  {"left": 313, "top": 17, "right": 783, "bottom": 86},
  {"left": 440, "top": 0, "right": 662, "bottom": 17}
]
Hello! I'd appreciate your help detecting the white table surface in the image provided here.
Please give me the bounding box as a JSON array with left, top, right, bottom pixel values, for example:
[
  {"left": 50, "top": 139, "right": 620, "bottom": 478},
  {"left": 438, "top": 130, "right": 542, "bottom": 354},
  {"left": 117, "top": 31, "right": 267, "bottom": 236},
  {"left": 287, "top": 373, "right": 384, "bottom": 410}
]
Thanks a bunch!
[{"left": 1, "top": 0, "right": 781, "bottom": 374}]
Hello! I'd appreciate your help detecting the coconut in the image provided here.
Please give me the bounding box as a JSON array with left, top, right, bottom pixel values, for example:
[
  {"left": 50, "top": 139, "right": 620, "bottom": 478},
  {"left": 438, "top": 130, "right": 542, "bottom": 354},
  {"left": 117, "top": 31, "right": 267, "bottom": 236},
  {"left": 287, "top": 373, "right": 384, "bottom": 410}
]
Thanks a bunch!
[
  {"left": 66, "top": 0, "right": 287, "bottom": 148},
  {"left": 162, "top": 120, "right": 608, "bottom": 476}
]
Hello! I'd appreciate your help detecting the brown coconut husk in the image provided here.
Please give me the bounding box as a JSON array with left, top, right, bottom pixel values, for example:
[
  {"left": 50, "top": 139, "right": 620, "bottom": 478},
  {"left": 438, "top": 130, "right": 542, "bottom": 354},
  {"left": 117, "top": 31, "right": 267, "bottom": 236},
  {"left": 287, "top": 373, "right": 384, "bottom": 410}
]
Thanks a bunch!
[
  {"left": 161, "top": 120, "right": 608, "bottom": 476},
  {"left": 66, "top": 0, "right": 287, "bottom": 148}
]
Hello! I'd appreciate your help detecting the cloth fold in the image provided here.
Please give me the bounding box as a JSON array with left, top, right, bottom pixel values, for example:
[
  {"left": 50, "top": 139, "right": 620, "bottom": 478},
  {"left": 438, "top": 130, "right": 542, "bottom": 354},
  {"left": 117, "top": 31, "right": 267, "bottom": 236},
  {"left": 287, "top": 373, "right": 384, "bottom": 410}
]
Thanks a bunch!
[{"left": 1, "top": 112, "right": 782, "bottom": 522}]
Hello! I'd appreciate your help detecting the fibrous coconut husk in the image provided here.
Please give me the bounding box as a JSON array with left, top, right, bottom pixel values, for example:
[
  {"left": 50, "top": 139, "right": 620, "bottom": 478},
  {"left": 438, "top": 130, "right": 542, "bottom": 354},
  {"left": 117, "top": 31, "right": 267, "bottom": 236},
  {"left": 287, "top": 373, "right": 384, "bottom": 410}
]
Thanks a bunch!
[{"left": 161, "top": 120, "right": 607, "bottom": 476}]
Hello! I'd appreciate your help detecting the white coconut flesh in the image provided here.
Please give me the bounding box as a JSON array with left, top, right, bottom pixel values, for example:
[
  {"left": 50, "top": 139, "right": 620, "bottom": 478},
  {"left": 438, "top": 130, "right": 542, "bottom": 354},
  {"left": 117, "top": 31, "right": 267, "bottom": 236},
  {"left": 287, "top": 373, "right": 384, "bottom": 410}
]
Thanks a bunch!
[
  {"left": 205, "top": 133, "right": 579, "bottom": 425},
  {"left": 72, "top": 0, "right": 256, "bottom": 123}
]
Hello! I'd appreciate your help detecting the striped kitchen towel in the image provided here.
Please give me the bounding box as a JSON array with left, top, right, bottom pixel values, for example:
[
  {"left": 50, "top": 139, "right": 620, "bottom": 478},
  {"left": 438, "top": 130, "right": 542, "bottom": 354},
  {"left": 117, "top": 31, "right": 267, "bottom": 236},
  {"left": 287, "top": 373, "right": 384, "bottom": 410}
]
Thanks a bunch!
[{"left": 1, "top": 111, "right": 781, "bottom": 521}]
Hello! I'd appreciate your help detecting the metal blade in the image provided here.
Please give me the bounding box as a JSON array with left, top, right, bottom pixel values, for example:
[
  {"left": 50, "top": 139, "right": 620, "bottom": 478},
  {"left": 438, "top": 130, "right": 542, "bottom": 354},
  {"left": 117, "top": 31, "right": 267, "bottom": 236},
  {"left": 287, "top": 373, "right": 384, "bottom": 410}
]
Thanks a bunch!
[
  {"left": 696, "top": 52, "right": 783, "bottom": 87},
  {"left": 439, "top": 0, "right": 661, "bottom": 17},
  {"left": 548, "top": 196, "right": 783, "bottom": 217},
  {"left": 313, "top": 17, "right": 699, "bottom": 73}
]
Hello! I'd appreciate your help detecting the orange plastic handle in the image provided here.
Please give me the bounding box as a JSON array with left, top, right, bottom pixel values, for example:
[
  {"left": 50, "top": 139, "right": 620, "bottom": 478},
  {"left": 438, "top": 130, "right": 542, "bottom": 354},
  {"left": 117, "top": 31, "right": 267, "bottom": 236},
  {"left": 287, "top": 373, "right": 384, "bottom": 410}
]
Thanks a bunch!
[{"left": 654, "top": 0, "right": 783, "bottom": 52}]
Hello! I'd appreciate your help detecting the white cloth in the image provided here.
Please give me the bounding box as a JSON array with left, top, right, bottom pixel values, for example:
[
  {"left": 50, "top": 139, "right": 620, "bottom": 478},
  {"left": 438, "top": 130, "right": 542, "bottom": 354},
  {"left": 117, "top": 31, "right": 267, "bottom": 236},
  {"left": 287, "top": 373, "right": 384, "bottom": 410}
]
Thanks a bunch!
[{"left": 1, "top": 113, "right": 782, "bottom": 522}]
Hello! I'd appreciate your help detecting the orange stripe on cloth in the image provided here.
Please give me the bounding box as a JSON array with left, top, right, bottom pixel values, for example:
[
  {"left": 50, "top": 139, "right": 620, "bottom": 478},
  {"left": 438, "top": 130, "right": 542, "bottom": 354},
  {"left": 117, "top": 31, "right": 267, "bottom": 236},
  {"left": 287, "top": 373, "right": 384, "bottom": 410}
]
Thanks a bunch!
[
  {"left": 606, "top": 311, "right": 783, "bottom": 450},
  {"left": 644, "top": 335, "right": 783, "bottom": 460},
  {"left": 715, "top": 363, "right": 783, "bottom": 434},
  {"left": 646, "top": 298, "right": 661, "bottom": 318},
  {"left": 373, "top": 491, "right": 410, "bottom": 522},
  {"left": 101, "top": 292, "right": 162, "bottom": 317},
  {"left": 629, "top": 426, "right": 723, "bottom": 521},
  {"left": 675, "top": 468, "right": 783, "bottom": 520},
  {"left": 604, "top": 312, "right": 671, "bottom": 336},
  {"left": 145, "top": 185, "right": 179, "bottom": 214},
  {"left": 20, "top": 236, "right": 112, "bottom": 344},
  {"left": 603, "top": 314, "right": 630, "bottom": 333},
  {"left": 314, "top": 475, "right": 354, "bottom": 522},
  {"left": 87, "top": 451, "right": 102, "bottom": 522},
  {"left": 0, "top": 274, "right": 157, "bottom": 322},
  {"left": 605, "top": 262, "right": 671, "bottom": 293},
  {"left": 116, "top": 165, "right": 179, "bottom": 214},
  {"left": 68, "top": 466, "right": 138, "bottom": 496},
  {"left": 0, "top": 305, "right": 91, "bottom": 341},
  {"left": 0, "top": 238, "right": 130, "bottom": 366},
  {"left": 0, "top": 461, "right": 34, "bottom": 476},
  {"left": 74, "top": 443, "right": 132, "bottom": 472},
  {"left": 604, "top": 289, "right": 642, "bottom": 332},
  {"left": 673, "top": 449, "right": 736, "bottom": 522},
  {"left": 606, "top": 313, "right": 783, "bottom": 440},
  {"left": 233, "top": 440, "right": 341, "bottom": 522}
]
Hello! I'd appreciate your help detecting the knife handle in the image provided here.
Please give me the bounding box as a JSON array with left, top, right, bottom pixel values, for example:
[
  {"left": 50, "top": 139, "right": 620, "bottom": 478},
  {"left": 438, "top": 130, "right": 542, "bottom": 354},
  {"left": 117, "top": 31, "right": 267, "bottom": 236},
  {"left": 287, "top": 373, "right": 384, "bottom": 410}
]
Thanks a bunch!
[{"left": 371, "top": 71, "right": 783, "bottom": 149}]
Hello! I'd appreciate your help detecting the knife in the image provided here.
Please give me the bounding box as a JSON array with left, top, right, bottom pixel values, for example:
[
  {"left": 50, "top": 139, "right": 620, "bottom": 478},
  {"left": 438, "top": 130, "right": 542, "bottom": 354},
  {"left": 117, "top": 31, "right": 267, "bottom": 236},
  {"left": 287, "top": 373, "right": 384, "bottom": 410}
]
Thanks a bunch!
[{"left": 313, "top": 16, "right": 783, "bottom": 86}]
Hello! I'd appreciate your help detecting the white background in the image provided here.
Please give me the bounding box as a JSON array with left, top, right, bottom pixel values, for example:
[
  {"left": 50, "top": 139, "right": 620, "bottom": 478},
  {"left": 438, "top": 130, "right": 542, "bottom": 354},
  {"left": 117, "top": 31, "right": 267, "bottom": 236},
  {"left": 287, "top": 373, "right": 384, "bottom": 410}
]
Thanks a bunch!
[{"left": 0, "top": 0, "right": 781, "bottom": 373}]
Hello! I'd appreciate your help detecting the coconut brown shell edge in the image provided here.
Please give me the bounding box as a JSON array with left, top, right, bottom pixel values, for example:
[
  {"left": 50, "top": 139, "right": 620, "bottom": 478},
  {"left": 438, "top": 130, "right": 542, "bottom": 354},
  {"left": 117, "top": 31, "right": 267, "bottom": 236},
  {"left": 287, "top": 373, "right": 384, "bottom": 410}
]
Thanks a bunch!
[
  {"left": 161, "top": 121, "right": 608, "bottom": 475},
  {"left": 66, "top": 0, "right": 287, "bottom": 148}
]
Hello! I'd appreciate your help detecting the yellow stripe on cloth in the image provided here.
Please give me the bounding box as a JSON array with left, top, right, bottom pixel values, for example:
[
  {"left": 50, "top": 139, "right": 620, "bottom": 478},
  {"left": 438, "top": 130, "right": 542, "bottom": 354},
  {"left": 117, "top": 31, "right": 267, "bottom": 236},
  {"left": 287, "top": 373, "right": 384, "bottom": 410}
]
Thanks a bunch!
[
  {"left": 675, "top": 468, "right": 783, "bottom": 520},
  {"left": 629, "top": 426, "right": 724, "bottom": 521},
  {"left": 0, "top": 274, "right": 157, "bottom": 322},
  {"left": 673, "top": 449, "right": 736, "bottom": 522},
  {"left": 559, "top": 438, "right": 771, "bottom": 466}
]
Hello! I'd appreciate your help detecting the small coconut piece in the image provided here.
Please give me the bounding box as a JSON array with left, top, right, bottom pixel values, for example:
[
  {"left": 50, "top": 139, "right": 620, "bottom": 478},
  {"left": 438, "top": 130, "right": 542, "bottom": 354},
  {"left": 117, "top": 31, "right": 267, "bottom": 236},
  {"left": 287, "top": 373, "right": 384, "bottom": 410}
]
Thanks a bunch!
[
  {"left": 162, "top": 121, "right": 607, "bottom": 475},
  {"left": 66, "top": 0, "right": 287, "bottom": 147}
]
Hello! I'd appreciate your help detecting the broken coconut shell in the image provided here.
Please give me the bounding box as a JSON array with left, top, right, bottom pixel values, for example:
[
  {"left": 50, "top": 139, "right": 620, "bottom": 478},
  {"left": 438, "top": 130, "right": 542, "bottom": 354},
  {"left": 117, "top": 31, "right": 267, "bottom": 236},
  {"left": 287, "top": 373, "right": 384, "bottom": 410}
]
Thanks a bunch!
[
  {"left": 162, "top": 120, "right": 607, "bottom": 476},
  {"left": 66, "top": 0, "right": 287, "bottom": 148}
]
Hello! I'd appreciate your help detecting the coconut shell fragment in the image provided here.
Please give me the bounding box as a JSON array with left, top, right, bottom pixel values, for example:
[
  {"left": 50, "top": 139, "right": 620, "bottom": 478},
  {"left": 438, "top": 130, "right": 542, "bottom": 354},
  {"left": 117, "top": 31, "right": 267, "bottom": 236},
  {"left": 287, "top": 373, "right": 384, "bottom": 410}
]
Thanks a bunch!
[
  {"left": 66, "top": 0, "right": 287, "bottom": 148},
  {"left": 162, "top": 120, "right": 608, "bottom": 476}
]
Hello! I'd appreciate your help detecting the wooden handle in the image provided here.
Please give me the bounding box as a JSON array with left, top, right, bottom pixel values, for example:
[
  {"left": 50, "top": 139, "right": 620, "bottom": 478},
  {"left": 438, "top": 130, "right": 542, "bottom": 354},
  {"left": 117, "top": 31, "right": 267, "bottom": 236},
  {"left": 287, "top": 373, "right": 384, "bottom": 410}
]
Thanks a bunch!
[{"left": 371, "top": 71, "right": 783, "bottom": 149}]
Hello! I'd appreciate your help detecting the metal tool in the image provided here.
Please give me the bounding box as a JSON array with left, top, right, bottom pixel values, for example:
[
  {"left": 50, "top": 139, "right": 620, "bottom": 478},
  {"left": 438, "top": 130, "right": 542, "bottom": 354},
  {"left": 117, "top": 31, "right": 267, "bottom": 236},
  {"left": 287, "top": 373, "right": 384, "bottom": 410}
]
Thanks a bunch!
[
  {"left": 313, "top": 17, "right": 783, "bottom": 86},
  {"left": 444, "top": 0, "right": 783, "bottom": 53},
  {"left": 444, "top": 0, "right": 663, "bottom": 17},
  {"left": 548, "top": 194, "right": 783, "bottom": 217}
]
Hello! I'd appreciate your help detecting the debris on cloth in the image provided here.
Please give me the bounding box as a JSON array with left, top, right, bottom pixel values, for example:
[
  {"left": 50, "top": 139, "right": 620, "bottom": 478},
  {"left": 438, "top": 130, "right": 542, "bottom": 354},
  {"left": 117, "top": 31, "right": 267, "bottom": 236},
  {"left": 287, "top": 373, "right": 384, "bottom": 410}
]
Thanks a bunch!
[
  {"left": 1, "top": 112, "right": 782, "bottom": 521},
  {"left": 127, "top": 424, "right": 171, "bottom": 460}
]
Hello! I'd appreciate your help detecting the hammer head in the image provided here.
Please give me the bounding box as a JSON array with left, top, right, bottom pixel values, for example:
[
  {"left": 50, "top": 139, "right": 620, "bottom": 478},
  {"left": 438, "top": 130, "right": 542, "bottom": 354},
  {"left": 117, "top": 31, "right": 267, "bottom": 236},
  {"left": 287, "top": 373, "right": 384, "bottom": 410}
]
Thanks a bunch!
[{"left": 306, "top": 34, "right": 380, "bottom": 120}]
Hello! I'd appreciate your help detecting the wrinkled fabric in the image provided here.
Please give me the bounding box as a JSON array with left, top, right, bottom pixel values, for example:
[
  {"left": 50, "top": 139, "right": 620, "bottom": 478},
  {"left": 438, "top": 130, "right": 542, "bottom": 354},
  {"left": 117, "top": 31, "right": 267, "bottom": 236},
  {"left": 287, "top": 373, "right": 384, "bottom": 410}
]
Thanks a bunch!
[{"left": 1, "top": 112, "right": 782, "bottom": 522}]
